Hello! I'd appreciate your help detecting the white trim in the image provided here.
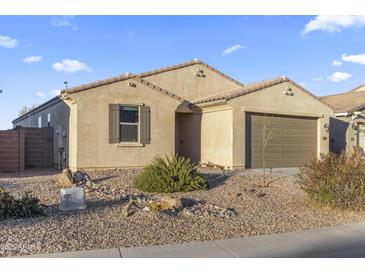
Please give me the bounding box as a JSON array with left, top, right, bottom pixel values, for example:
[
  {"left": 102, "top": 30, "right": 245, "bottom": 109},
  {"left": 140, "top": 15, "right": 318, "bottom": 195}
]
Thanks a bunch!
[
  {"left": 38, "top": 116, "right": 42, "bottom": 128},
  {"left": 332, "top": 112, "right": 349, "bottom": 117},
  {"left": 242, "top": 107, "right": 324, "bottom": 118}
]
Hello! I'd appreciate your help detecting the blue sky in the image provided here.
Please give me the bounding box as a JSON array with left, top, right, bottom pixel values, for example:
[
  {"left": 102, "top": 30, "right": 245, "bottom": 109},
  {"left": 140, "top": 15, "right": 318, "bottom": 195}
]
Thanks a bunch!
[{"left": 1, "top": 15, "right": 365, "bottom": 129}]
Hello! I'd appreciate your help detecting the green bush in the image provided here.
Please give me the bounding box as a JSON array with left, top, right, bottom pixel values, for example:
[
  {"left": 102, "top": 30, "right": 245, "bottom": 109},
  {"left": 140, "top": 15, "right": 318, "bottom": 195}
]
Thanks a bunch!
[
  {"left": 0, "top": 191, "right": 45, "bottom": 220},
  {"left": 300, "top": 152, "right": 365, "bottom": 209},
  {"left": 133, "top": 154, "right": 208, "bottom": 193}
]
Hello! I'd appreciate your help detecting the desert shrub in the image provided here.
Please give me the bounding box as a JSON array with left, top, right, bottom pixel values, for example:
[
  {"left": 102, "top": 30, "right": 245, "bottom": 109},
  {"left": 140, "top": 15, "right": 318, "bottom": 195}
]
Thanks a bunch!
[
  {"left": 149, "top": 201, "right": 161, "bottom": 213},
  {"left": 300, "top": 152, "right": 365, "bottom": 209},
  {"left": 133, "top": 154, "right": 208, "bottom": 193},
  {"left": 0, "top": 191, "right": 45, "bottom": 220}
]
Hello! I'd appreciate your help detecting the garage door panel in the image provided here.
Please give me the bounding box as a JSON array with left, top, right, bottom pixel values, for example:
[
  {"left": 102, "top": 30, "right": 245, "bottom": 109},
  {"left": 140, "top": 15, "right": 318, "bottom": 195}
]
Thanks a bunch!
[{"left": 246, "top": 113, "right": 317, "bottom": 168}]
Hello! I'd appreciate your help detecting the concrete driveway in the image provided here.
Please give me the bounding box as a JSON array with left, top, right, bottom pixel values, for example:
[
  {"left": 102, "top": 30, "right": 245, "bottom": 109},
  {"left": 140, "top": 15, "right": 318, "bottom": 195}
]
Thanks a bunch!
[{"left": 27, "top": 221, "right": 365, "bottom": 258}]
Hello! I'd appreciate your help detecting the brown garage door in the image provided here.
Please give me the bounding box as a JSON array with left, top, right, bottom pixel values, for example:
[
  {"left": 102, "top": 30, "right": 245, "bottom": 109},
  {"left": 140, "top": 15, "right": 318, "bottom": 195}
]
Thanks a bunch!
[{"left": 245, "top": 113, "right": 317, "bottom": 168}]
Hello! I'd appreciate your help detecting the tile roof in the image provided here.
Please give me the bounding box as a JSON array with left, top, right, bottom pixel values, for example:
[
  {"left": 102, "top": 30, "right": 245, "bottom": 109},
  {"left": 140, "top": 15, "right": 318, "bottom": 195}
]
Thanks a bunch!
[
  {"left": 321, "top": 84, "right": 365, "bottom": 113},
  {"left": 193, "top": 76, "right": 331, "bottom": 108},
  {"left": 13, "top": 75, "right": 185, "bottom": 124},
  {"left": 133, "top": 77, "right": 185, "bottom": 102},
  {"left": 63, "top": 73, "right": 132, "bottom": 94},
  {"left": 63, "top": 59, "right": 244, "bottom": 95}
]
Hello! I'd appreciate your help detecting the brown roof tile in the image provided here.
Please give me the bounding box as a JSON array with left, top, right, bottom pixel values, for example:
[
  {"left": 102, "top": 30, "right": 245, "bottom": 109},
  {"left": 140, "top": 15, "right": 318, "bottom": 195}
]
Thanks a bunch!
[
  {"left": 193, "top": 76, "right": 331, "bottom": 109},
  {"left": 321, "top": 84, "right": 365, "bottom": 113},
  {"left": 133, "top": 77, "right": 185, "bottom": 102},
  {"left": 63, "top": 59, "right": 244, "bottom": 96},
  {"left": 63, "top": 73, "right": 133, "bottom": 94},
  {"left": 136, "top": 59, "right": 244, "bottom": 87}
]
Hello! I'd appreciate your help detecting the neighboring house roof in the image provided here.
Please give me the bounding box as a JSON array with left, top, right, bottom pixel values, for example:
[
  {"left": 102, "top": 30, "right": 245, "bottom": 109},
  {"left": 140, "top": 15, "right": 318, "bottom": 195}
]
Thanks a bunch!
[
  {"left": 193, "top": 76, "right": 332, "bottom": 109},
  {"left": 321, "top": 84, "right": 365, "bottom": 113},
  {"left": 12, "top": 96, "right": 62, "bottom": 124}
]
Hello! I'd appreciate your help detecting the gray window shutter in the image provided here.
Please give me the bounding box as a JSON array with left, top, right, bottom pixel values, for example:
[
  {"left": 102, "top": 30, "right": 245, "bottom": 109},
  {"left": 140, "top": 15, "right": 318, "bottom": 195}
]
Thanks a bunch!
[
  {"left": 140, "top": 105, "right": 151, "bottom": 144},
  {"left": 109, "top": 104, "right": 119, "bottom": 143}
]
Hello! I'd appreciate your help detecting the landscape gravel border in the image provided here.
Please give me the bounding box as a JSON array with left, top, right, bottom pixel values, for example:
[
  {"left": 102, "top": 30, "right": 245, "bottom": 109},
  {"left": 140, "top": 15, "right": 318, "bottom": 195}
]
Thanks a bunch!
[{"left": 1, "top": 168, "right": 365, "bottom": 257}]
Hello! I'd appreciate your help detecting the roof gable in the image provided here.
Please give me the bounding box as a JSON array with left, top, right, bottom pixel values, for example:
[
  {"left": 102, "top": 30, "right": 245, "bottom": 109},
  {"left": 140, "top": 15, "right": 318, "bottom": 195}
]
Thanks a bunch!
[
  {"left": 62, "top": 59, "right": 244, "bottom": 96},
  {"left": 137, "top": 59, "right": 244, "bottom": 87},
  {"left": 193, "top": 76, "right": 332, "bottom": 110}
]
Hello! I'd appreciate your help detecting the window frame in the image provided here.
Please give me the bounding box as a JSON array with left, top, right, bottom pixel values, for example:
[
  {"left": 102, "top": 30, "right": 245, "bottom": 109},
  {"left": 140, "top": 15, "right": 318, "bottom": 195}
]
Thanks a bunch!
[
  {"left": 119, "top": 104, "right": 140, "bottom": 144},
  {"left": 47, "top": 113, "right": 51, "bottom": 127},
  {"left": 38, "top": 116, "right": 42, "bottom": 128}
]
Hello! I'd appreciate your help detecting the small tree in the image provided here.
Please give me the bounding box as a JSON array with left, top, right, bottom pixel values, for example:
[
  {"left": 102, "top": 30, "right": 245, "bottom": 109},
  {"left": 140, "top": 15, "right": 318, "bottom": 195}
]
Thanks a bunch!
[
  {"left": 262, "top": 114, "right": 273, "bottom": 187},
  {"left": 18, "top": 104, "right": 38, "bottom": 117}
]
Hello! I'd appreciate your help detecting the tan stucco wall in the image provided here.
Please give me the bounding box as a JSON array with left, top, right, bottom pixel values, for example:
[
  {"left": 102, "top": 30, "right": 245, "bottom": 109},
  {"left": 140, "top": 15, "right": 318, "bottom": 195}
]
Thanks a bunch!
[
  {"left": 143, "top": 64, "right": 241, "bottom": 102},
  {"left": 200, "top": 105, "right": 233, "bottom": 167},
  {"left": 67, "top": 102, "right": 78, "bottom": 169},
  {"left": 13, "top": 100, "right": 70, "bottom": 167},
  {"left": 68, "top": 78, "right": 181, "bottom": 170},
  {"left": 227, "top": 82, "right": 334, "bottom": 168}
]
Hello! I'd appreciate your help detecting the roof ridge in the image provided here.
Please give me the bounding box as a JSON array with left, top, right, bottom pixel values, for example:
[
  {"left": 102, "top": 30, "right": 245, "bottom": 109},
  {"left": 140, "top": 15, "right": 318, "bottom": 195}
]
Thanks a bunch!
[
  {"left": 133, "top": 77, "right": 185, "bottom": 103},
  {"left": 193, "top": 75, "right": 333, "bottom": 110},
  {"left": 322, "top": 84, "right": 365, "bottom": 98},
  {"left": 62, "top": 58, "right": 244, "bottom": 95},
  {"left": 63, "top": 72, "right": 134, "bottom": 94},
  {"left": 349, "top": 83, "right": 365, "bottom": 93},
  {"left": 197, "top": 61, "right": 245, "bottom": 87},
  {"left": 137, "top": 59, "right": 245, "bottom": 87}
]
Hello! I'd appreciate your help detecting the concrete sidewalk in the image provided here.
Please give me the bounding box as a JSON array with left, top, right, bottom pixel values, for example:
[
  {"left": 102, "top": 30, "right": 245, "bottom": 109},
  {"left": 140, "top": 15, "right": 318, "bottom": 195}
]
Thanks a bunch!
[{"left": 26, "top": 221, "right": 365, "bottom": 258}]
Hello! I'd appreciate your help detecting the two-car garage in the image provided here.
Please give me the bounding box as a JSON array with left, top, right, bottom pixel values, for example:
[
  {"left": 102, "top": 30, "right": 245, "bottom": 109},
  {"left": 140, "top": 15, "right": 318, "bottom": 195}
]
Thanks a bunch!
[
  {"left": 195, "top": 76, "right": 333, "bottom": 170},
  {"left": 245, "top": 112, "right": 318, "bottom": 168}
]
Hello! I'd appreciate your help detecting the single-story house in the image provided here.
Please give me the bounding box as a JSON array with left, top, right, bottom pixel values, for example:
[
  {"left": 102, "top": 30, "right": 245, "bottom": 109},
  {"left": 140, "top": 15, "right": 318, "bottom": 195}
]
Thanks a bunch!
[
  {"left": 321, "top": 84, "right": 365, "bottom": 154},
  {"left": 12, "top": 59, "right": 333, "bottom": 170}
]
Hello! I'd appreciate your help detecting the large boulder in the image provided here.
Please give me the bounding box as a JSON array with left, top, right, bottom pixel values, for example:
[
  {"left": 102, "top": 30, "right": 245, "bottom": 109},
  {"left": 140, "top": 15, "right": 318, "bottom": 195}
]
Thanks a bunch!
[{"left": 57, "top": 169, "right": 74, "bottom": 188}]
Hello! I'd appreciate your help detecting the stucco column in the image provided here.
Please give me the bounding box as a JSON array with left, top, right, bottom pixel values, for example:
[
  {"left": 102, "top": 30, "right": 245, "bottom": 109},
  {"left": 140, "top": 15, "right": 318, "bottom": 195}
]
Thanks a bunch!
[
  {"left": 232, "top": 108, "right": 245, "bottom": 169},
  {"left": 317, "top": 115, "right": 330, "bottom": 157}
]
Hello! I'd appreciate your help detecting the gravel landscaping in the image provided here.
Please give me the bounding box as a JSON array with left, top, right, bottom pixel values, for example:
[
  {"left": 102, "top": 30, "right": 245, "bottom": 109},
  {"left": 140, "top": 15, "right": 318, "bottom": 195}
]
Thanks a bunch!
[{"left": 1, "top": 168, "right": 365, "bottom": 257}]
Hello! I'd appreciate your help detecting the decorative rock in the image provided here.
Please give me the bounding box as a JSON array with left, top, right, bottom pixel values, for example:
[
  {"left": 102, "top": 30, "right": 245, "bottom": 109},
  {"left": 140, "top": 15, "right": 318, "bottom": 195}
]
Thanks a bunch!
[
  {"left": 244, "top": 187, "right": 256, "bottom": 193},
  {"left": 160, "top": 197, "right": 182, "bottom": 210},
  {"left": 123, "top": 200, "right": 136, "bottom": 217},
  {"left": 182, "top": 208, "right": 193, "bottom": 216},
  {"left": 57, "top": 169, "right": 74, "bottom": 188},
  {"left": 256, "top": 192, "right": 267, "bottom": 198}
]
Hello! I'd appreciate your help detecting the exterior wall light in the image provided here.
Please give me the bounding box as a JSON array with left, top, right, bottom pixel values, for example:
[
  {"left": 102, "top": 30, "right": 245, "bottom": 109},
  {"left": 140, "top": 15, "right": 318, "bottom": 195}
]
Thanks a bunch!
[
  {"left": 323, "top": 122, "right": 329, "bottom": 133},
  {"left": 283, "top": 87, "right": 293, "bottom": 96},
  {"left": 196, "top": 69, "right": 206, "bottom": 78}
]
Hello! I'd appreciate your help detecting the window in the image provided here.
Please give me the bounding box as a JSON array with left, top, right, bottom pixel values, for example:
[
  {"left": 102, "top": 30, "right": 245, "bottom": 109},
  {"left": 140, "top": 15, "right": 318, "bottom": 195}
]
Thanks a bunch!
[
  {"left": 38, "top": 116, "right": 42, "bottom": 128},
  {"left": 47, "top": 113, "right": 51, "bottom": 127},
  {"left": 109, "top": 104, "right": 150, "bottom": 145},
  {"left": 119, "top": 105, "right": 139, "bottom": 142}
]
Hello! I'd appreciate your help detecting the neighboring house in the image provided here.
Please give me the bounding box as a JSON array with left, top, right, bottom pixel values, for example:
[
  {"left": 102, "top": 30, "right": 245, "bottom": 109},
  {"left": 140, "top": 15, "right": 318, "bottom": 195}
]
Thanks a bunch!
[
  {"left": 321, "top": 84, "right": 365, "bottom": 154},
  {"left": 12, "top": 59, "right": 333, "bottom": 170}
]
